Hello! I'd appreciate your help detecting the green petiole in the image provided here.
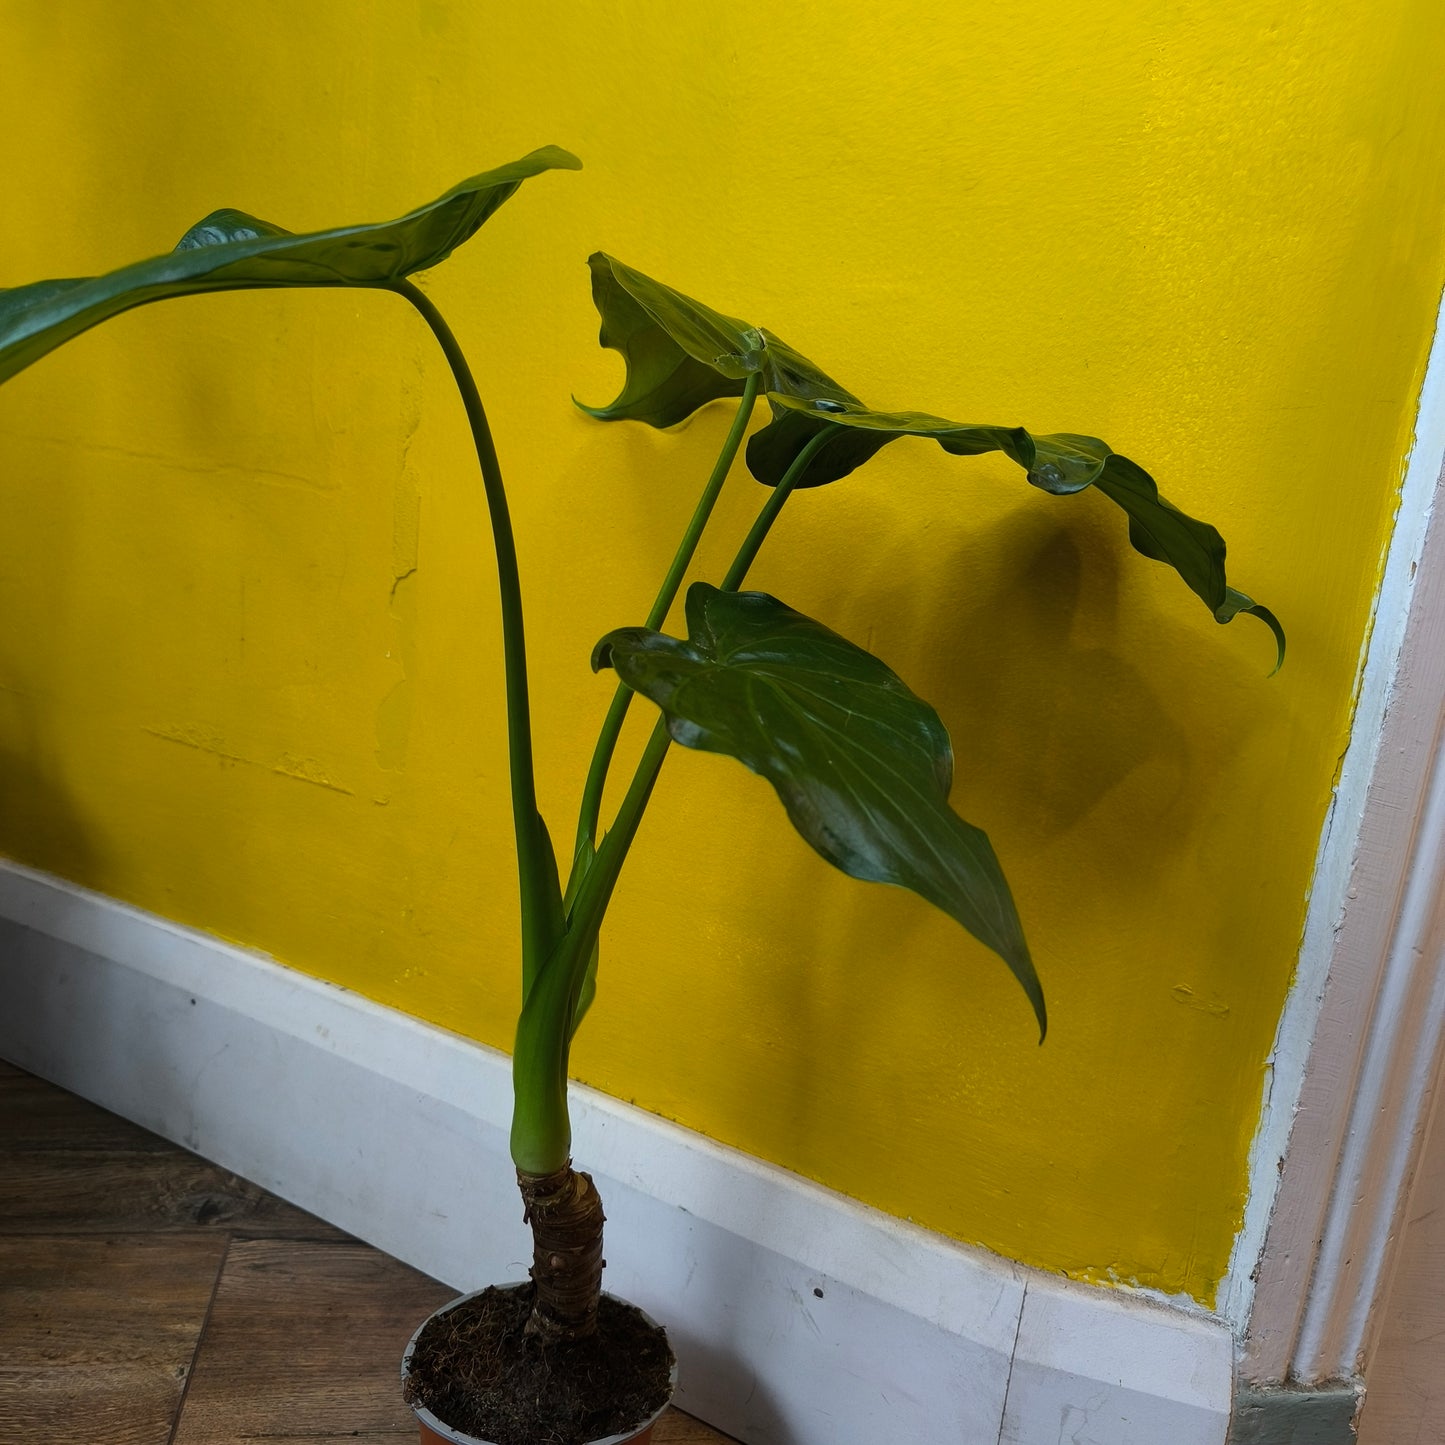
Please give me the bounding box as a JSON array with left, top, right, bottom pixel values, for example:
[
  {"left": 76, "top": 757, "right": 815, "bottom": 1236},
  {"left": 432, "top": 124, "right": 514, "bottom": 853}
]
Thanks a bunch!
[
  {"left": 562, "top": 429, "right": 837, "bottom": 947},
  {"left": 719, "top": 429, "right": 834, "bottom": 592},
  {"left": 574, "top": 373, "right": 762, "bottom": 856},
  {"left": 391, "top": 280, "right": 564, "bottom": 991}
]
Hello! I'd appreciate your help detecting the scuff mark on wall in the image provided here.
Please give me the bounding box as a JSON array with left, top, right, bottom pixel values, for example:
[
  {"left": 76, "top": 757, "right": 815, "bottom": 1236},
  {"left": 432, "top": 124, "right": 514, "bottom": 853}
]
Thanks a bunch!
[
  {"left": 143, "top": 726, "right": 354, "bottom": 795},
  {"left": 1172, "top": 985, "right": 1232, "bottom": 1018},
  {"left": 11, "top": 431, "right": 333, "bottom": 492}
]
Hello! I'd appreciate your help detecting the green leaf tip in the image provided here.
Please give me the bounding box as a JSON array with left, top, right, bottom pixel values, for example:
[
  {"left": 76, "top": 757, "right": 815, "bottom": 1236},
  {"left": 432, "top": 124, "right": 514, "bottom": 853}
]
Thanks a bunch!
[
  {"left": 596, "top": 583, "right": 1047, "bottom": 1039},
  {"left": 1218, "top": 592, "right": 1286, "bottom": 674},
  {"left": 1254, "top": 606, "right": 1287, "bottom": 676},
  {"left": 0, "top": 145, "right": 580, "bottom": 386}
]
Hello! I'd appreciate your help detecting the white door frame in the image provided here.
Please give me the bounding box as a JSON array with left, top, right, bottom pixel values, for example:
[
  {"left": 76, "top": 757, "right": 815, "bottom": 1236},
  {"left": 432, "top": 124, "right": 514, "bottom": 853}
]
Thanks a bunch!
[{"left": 1227, "top": 288, "right": 1445, "bottom": 1386}]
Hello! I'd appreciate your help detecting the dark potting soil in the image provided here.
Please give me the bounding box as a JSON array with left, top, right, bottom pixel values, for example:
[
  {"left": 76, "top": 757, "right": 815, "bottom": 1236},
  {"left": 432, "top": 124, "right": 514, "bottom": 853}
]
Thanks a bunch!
[{"left": 403, "top": 1284, "right": 674, "bottom": 1445}]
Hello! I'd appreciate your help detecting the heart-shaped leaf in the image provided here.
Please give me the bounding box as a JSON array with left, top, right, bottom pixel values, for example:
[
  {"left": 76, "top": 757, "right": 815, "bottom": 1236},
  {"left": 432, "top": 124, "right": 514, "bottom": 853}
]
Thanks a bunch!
[
  {"left": 593, "top": 583, "right": 1044, "bottom": 1036},
  {"left": 0, "top": 145, "right": 581, "bottom": 385}
]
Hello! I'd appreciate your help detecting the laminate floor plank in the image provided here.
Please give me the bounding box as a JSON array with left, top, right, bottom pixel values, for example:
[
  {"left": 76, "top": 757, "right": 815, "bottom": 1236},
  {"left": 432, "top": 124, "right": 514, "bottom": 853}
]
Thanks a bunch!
[
  {"left": 654, "top": 1408, "right": 741, "bottom": 1441},
  {"left": 0, "top": 1233, "right": 226, "bottom": 1445},
  {"left": 0, "top": 1149, "right": 350, "bottom": 1238},
  {"left": 0, "top": 1071, "right": 347, "bottom": 1240},
  {"left": 171, "top": 1237, "right": 451, "bottom": 1443},
  {"left": 0, "top": 1071, "right": 177, "bottom": 1152}
]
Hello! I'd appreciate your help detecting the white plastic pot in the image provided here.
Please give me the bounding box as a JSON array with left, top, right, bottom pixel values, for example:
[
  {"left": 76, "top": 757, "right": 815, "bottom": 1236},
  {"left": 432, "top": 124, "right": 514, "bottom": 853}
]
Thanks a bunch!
[{"left": 401, "top": 1285, "right": 677, "bottom": 1445}]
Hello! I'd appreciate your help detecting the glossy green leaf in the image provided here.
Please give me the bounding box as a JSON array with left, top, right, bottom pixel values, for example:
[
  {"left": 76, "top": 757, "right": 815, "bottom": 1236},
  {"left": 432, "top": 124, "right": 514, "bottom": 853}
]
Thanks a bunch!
[
  {"left": 578, "top": 252, "right": 855, "bottom": 430},
  {"left": 762, "top": 396, "right": 1286, "bottom": 668},
  {"left": 594, "top": 583, "right": 1044, "bottom": 1036},
  {"left": 0, "top": 145, "right": 581, "bottom": 385},
  {"left": 576, "top": 253, "right": 748, "bottom": 427},
  {"left": 579, "top": 258, "right": 1079, "bottom": 491}
]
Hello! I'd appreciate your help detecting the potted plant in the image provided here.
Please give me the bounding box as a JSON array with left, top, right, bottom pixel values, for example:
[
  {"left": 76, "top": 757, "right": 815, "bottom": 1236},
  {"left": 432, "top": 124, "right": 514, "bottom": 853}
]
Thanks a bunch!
[{"left": 0, "top": 146, "right": 1282, "bottom": 1445}]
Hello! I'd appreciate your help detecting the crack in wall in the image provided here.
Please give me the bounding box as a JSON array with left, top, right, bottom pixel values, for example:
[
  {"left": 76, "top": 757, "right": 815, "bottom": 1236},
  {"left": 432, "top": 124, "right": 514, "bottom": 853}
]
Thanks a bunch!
[{"left": 375, "top": 364, "right": 423, "bottom": 776}]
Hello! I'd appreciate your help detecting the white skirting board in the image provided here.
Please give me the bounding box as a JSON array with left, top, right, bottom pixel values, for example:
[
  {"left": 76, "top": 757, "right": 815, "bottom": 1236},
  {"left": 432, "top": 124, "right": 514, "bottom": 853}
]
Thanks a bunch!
[{"left": 0, "top": 860, "right": 1232, "bottom": 1445}]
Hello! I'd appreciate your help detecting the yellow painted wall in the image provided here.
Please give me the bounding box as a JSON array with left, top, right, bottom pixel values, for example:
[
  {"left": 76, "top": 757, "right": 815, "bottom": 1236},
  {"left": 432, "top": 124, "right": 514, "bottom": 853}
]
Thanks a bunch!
[{"left": 2, "top": 2, "right": 1444, "bottom": 1305}]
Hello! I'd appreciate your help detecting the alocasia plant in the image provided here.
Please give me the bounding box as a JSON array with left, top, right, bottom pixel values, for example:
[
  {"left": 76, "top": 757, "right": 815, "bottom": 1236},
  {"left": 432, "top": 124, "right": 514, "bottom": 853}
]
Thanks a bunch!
[{"left": 0, "top": 150, "right": 1282, "bottom": 1361}]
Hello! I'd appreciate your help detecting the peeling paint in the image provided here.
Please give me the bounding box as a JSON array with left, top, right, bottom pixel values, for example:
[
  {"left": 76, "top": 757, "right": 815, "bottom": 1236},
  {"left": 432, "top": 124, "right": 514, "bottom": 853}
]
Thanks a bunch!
[
  {"left": 271, "top": 753, "right": 354, "bottom": 796},
  {"left": 1172, "top": 985, "right": 1232, "bottom": 1018},
  {"left": 142, "top": 724, "right": 250, "bottom": 765}
]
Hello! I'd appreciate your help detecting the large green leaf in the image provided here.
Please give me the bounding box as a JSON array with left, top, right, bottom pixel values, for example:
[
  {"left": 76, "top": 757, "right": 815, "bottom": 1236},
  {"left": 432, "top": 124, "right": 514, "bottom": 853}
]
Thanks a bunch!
[
  {"left": 763, "top": 395, "right": 1285, "bottom": 667},
  {"left": 0, "top": 145, "right": 581, "bottom": 385},
  {"left": 578, "top": 257, "right": 1092, "bottom": 490},
  {"left": 593, "top": 583, "right": 1044, "bottom": 1035},
  {"left": 576, "top": 261, "right": 1283, "bottom": 667}
]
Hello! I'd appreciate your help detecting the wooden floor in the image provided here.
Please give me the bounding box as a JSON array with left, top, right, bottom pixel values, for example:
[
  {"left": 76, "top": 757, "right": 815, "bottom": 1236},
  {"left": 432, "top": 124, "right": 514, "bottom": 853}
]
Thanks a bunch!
[{"left": 0, "top": 1058, "right": 733, "bottom": 1445}]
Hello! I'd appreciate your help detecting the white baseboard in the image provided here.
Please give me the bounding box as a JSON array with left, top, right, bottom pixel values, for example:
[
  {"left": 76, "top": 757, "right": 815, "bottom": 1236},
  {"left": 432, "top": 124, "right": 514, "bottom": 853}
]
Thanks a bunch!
[{"left": 0, "top": 859, "right": 1232, "bottom": 1445}]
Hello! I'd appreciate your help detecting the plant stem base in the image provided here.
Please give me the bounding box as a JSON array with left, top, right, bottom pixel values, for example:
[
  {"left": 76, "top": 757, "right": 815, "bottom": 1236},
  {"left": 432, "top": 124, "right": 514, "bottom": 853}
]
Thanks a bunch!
[{"left": 517, "top": 1164, "right": 607, "bottom": 1341}]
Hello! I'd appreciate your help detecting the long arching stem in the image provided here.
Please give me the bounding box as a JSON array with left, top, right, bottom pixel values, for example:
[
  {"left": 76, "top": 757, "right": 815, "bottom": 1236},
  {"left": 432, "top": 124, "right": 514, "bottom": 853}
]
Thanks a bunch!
[{"left": 390, "top": 280, "right": 560, "bottom": 983}]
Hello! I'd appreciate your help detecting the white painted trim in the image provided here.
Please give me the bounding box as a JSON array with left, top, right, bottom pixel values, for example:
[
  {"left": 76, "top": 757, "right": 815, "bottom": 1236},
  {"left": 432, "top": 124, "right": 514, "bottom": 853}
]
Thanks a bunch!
[
  {"left": 1231, "top": 283, "right": 1445, "bottom": 1382},
  {"left": 0, "top": 859, "right": 1233, "bottom": 1445},
  {"left": 1294, "top": 750, "right": 1445, "bottom": 1379}
]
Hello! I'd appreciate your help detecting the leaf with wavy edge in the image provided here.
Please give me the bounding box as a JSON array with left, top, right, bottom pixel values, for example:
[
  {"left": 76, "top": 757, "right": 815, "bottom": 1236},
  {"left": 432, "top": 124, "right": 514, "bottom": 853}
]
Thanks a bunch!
[
  {"left": 578, "top": 257, "right": 1086, "bottom": 487},
  {"left": 0, "top": 145, "right": 581, "bottom": 385},
  {"left": 764, "top": 395, "right": 1285, "bottom": 669},
  {"left": 594, "top": 583, "right": 1044, "bottom": 1036},
  {"left": 577, "top": 259, "right": 1283, "bottom": 667}
]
